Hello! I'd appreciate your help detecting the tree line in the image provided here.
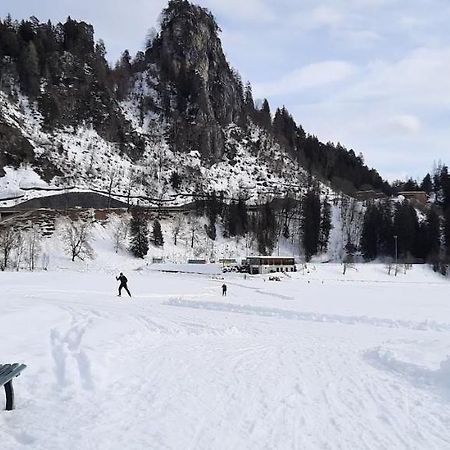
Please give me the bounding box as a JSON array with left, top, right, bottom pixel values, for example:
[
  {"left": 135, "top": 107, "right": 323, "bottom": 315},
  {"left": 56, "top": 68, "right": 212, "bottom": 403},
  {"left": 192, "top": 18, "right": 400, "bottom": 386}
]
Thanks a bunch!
[
  {"left": 361, "top": 163, "right": 450, "bottom": 265},
  {"left": 190, "top": 188, "right": 332, "bottom": 262}
]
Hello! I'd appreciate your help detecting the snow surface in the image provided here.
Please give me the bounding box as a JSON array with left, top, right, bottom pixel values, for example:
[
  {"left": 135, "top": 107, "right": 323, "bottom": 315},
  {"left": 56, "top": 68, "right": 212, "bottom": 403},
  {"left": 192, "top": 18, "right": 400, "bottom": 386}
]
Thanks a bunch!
[{"left": 1, "top": 261, "right": 450, "bottom": 450}]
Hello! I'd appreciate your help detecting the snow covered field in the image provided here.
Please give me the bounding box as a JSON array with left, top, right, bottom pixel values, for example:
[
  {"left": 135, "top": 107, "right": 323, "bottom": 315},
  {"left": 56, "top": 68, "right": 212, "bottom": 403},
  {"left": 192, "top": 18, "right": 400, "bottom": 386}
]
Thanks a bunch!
[{"left": 1, "top": 264, "right": 450, "bottom": 449}]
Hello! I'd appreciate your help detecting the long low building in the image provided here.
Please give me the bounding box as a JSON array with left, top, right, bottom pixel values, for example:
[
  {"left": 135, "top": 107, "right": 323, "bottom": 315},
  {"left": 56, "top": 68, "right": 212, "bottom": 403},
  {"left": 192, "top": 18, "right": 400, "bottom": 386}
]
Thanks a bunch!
[{"left": 246, "top": 256, "right": 296, "bottom": 274}]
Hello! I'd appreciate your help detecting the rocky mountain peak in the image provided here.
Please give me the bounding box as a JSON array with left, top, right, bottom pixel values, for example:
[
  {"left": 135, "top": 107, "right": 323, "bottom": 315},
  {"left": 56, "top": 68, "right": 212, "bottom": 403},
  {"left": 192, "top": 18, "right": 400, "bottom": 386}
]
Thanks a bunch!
[
  {"left": 158, "top": 0, "right": 223, "bottom": 82},
  {"left": 146, "top": 0, "right": 245, "bottom": 160}
]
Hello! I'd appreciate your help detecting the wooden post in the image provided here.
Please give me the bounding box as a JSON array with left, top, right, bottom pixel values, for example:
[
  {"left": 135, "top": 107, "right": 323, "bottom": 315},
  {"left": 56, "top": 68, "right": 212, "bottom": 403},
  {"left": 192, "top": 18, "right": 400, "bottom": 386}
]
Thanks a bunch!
[{"left": 4, "top": 380, "right": 14, "bottom": 410}]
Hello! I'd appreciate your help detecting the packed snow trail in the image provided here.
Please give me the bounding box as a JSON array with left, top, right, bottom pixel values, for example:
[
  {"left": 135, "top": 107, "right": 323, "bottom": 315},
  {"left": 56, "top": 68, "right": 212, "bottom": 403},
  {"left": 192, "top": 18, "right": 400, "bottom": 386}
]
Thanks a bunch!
[{"left": 1, "top": 267, "right": 450, "bottom": 449}]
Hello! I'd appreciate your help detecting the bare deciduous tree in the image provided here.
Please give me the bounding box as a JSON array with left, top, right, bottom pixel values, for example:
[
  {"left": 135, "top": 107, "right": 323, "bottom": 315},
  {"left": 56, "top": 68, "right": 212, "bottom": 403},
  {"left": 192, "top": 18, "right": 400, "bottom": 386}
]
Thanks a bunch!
[
  {"left": 106, "top": 167, "right": 120, "bottom": 209},
  {"left": 13, "top": 231, "right": 24, "bottom": 271},
  {"left": 25, "top": 225, "right": 42, "bottom": 271},
  {"left": 61, "top": 219, "right": 94, "bottom": 262},
  {"left": 339, "top": 196, "right": 364, "bottom": 260},
  {"left": 172, "top": 215, "right": 184, "bottom": 246},
  {"left": 125, "top": 168, "right": 138, "bottom": 207},
  {"left": 111, "top": 216, "right": 129, "bottom": 253},
  {"left": 41, "top": 252, "right": 50, "bottom": 270},
  {"left": 0, "top": 225, "right": 18, "bottom": 269},
  {"left": 188, "top": 217, "right": 201, "bottom": 249}
]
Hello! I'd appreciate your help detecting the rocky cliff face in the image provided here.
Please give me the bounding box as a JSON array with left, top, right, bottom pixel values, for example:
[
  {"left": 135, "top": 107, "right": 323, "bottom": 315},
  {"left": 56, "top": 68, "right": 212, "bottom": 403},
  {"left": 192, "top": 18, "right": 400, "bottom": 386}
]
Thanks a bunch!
[{"left": 147, "top": 0, "right": 245, "bottom": 161}]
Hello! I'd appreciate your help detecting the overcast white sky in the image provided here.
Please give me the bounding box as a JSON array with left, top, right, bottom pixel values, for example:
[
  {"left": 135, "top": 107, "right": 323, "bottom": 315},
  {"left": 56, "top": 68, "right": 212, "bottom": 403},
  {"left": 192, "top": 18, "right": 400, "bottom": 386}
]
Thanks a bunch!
[{"left": 2, "top": 0, "right": 450, "bottom": 181}]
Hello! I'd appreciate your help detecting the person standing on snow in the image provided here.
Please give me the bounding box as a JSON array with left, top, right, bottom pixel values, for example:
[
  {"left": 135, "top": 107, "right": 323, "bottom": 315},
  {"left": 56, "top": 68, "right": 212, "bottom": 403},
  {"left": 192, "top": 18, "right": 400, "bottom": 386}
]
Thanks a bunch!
[
  {"left": 116, "top": 272, "right": 131, "bottom": 297},
  {"left": 222, "top": 283, "right": 227, "bottom": 296}
]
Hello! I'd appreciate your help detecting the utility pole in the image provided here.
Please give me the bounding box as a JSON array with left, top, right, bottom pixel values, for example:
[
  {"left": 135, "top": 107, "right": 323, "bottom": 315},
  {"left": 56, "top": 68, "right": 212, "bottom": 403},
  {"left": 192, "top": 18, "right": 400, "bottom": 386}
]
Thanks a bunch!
[{"left": 394, "top": 235, "right": 398, "bottom": 276}]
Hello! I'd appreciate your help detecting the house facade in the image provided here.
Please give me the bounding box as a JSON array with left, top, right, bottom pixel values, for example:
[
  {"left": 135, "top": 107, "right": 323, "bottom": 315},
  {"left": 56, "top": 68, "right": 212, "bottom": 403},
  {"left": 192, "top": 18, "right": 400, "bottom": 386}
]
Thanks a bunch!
[{"left": 246, "top": 256, "right": 296, "bottom": 274}]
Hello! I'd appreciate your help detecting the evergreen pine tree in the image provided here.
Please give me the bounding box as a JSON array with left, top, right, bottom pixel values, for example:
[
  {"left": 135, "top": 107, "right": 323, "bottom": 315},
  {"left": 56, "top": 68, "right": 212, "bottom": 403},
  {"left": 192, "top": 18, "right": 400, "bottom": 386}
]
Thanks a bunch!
[
  {"left": 19, "top": 41, "right": 40, "bottom": 96},
  {"left": 318, "top": 197, "right": 332, "bottom": 252},
  {"left": 244, "top": 81, "right": 255, "bottom": 118},
  {"left": 152, "top": 219, "right": 164, "bottom": 247},
  {"left": 236, "top": 196, "right": 249, "bottom": 236},
  {"left": 433, "top": 163, "right": 443, "bottom": 203},
  {"left": 223, "top": 201, "right": 238, "bottom": 237},
  {"left": 425, "top": 207, "right": 441, "bottom": 260},
  {"left": 393, "top": 201, "right": 418, "bottom": 260},
  {"left": 444, "top": 207, "right": 450, "bottom": 260},
  {"left": 360, "top": 204, "right": 380, "bottom": 261},
  {"left": 255, "top": 98, "right": 271, "bottom": 130},
  {"left": 256, "top": 201, "right": 276, "bottom": 255},
  {"left": 222, "top": 198, "right": 248, "bottom": 238},
  {"left": 205, "top": 217, "right": 216, "bottom": 241},
  {"left": 378, "top": 200, "right": 394, "bottom": 257},
  {"left": 204, "top": 192, "right": 220, "bottom": 241},
  {"left": 129, "top": 207, "right": 149, "bottom": 258},
  {"left": 301, "top": 189, "right": 321, "bottom": 261},
  {"left": 420, "top": 173, "right": 433, "bottom": 195},
  {"left": 441, "top": 165, "right": 450, "bottom": 209}
]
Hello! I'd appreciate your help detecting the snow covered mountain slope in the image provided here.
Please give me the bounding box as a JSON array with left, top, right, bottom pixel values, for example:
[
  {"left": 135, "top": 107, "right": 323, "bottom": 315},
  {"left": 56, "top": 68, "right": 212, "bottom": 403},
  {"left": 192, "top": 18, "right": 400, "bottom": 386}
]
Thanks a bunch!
[
  {"left": 0, "top": 2, "right": 388, "bottom": 207},
  {"left": 0, "top": 80, "right": 312, "bottom": 204},
  {"left": 0, "top": 81, "right": 312, "bottom": 207}
]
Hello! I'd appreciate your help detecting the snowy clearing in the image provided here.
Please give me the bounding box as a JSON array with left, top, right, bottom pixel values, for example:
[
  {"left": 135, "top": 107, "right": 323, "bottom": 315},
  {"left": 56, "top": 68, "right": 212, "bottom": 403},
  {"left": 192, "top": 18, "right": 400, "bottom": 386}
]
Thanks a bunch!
[{"left": 1, "top": 264, "right": 450, "bottom": 450}]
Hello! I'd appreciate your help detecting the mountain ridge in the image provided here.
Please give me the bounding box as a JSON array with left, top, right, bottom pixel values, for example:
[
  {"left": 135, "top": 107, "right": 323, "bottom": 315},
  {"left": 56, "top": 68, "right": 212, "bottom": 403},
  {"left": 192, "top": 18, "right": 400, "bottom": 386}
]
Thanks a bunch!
[{"left": 0, "top": 0, "right": 390, "bottom": 206}]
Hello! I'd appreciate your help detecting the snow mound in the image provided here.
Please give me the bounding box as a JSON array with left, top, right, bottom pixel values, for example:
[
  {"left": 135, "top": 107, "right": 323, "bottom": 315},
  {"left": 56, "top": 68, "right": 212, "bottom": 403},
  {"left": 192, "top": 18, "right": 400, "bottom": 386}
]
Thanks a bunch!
[{"left": 366, "top": 347, "right": 450, "bottom": 393}]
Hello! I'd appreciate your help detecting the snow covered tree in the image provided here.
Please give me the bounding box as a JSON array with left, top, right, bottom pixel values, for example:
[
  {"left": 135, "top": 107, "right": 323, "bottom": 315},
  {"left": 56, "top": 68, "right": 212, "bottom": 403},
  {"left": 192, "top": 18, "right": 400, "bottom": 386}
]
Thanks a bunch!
[{"left": 129, "top": 207, "right": 149, "bottom": 258}]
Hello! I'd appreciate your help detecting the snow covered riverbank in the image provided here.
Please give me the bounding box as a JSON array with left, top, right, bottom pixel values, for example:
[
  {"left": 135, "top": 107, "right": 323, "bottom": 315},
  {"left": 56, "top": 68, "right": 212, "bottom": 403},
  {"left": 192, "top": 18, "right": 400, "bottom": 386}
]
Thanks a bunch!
[{"left": 1, "top": 265, "right": 450, "bottom": 449}]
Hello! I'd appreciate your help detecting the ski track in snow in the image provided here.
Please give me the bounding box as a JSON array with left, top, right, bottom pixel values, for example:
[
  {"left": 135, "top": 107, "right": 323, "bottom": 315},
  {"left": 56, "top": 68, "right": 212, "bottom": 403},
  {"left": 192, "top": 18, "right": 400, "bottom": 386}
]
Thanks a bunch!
[
  {"left": 1, "top": 269, "right": 450, "bottom": 449},
  {"left": 165, "top": 298, "right": 450, "bottom": 333}
]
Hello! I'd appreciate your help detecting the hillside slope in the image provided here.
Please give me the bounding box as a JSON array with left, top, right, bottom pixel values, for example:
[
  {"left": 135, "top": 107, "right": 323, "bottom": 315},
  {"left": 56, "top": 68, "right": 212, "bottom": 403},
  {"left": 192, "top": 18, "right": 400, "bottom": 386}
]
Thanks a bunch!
[{"left": 0, "top": 1, "right": 389, "bottom": 206}]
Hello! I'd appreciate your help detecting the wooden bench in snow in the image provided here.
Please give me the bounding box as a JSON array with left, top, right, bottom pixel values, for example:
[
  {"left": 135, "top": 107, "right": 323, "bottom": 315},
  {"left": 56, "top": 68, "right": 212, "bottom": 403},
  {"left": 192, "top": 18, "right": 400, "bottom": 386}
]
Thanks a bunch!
[{"left": 0, "top": 363, "right": 27, "bottom": 410}]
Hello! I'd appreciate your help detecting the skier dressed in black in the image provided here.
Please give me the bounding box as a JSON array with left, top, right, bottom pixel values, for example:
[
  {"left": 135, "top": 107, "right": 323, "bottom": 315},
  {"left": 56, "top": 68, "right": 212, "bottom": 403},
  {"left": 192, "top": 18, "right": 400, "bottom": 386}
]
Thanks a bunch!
[
  {"left": 116, "top": 272, "right": 131, "bottom": 297},
  {"left": 222, "top": 283, "right": 227, "bottom": 296}
]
